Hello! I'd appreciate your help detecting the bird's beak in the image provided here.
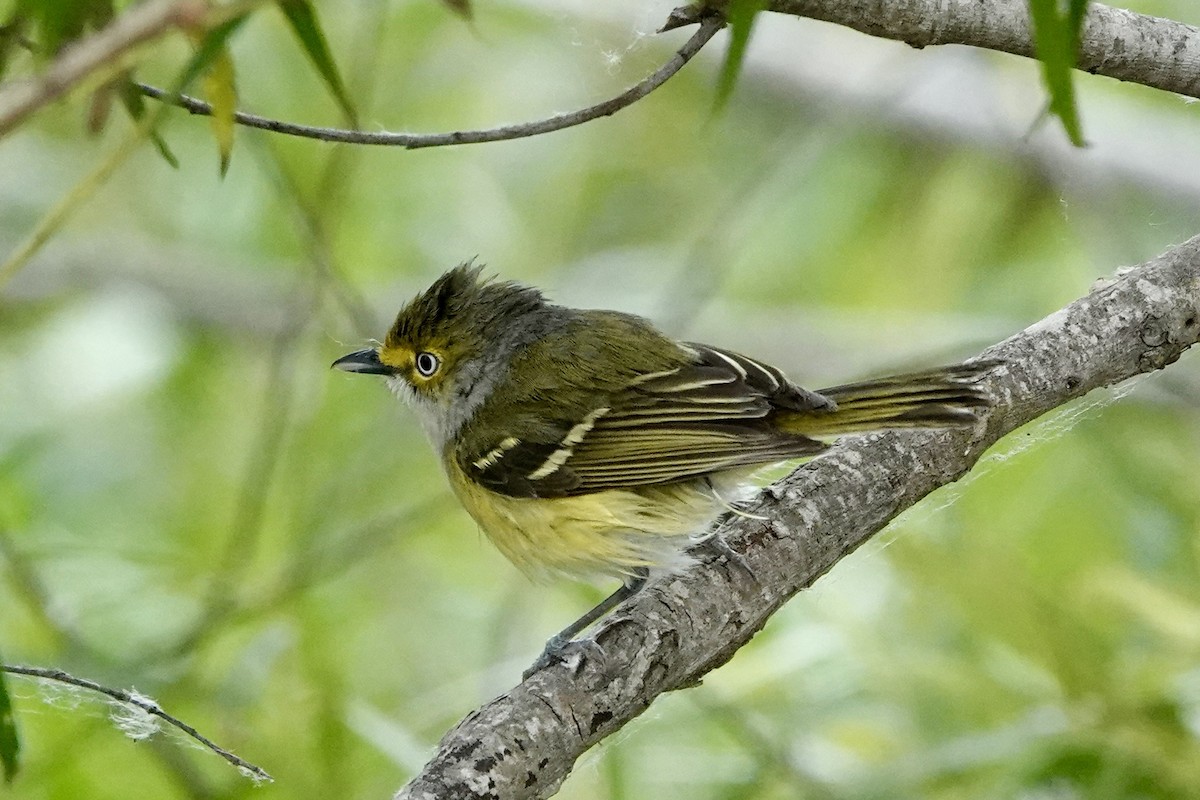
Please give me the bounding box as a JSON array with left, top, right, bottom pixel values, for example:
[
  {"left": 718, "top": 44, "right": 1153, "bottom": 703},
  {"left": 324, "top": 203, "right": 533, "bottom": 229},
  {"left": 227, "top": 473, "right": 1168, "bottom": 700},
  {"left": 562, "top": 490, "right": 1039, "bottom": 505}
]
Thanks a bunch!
[{"left": 332, "top": 348, "right": 395, "bottom": 375}]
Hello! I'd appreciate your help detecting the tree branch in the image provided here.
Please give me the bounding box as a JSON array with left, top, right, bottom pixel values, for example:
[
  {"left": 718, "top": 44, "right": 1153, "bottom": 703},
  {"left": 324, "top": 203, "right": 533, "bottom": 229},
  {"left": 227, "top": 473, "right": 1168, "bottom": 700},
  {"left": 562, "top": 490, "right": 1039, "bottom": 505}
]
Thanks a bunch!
[
  {"left": 0, "top": 665, "right": 271, "bottom": 783},
  {"left": 665, "top": 0, "right": 1200, "bottom": 100},
  {"left": 0, "top": 0, "right": 208, "bottom": 138},
  {"left": 135, "top": 14, "right": 724, "bottom": 147},
  {"left": 395, "top": 236, "right": 1200, "bottom": 799}
]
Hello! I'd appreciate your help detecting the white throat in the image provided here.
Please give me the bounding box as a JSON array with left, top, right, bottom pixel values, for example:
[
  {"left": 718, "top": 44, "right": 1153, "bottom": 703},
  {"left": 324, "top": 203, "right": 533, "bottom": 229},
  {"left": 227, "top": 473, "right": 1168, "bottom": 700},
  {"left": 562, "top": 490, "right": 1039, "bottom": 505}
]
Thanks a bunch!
[{"left": 385, "top": 376, "right": 450, "bottom": 450}]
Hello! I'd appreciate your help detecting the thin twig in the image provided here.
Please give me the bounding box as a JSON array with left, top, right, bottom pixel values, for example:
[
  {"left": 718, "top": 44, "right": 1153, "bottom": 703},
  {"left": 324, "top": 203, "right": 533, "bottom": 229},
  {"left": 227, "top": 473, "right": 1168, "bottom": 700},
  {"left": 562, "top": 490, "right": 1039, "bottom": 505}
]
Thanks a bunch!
[
  {"left": 135, "top": 14, "right": 725, "bottom": 147},
  {"left": 0, "top": 665, "right": 272, "bottom": 783}
]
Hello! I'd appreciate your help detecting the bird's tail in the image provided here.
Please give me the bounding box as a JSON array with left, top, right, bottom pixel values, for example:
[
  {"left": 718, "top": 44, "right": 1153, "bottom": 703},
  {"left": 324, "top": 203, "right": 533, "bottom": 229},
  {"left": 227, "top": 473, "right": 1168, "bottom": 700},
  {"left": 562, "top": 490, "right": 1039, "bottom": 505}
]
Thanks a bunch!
[{"left": 778, "top": 360, "right": 998, "bottom": 438}]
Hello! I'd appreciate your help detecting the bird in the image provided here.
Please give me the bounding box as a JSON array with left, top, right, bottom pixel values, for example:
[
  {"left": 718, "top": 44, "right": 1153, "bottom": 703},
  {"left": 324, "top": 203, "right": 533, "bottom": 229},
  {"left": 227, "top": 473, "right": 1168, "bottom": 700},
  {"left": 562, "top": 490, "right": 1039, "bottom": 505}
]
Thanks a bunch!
[{"left": 333, "top": 263, "right": 995, "bottom": 672}]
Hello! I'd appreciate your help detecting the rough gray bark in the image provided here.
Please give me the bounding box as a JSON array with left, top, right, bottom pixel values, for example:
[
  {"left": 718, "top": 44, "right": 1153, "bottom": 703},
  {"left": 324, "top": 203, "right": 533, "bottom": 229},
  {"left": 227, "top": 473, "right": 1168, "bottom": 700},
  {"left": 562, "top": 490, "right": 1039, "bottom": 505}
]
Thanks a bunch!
[
  {"left": 395, "top": 236, "right": 1200, "bottom": 799},
  {"left": 664, "top": 0, "right": 1200, "bottom": 100}
]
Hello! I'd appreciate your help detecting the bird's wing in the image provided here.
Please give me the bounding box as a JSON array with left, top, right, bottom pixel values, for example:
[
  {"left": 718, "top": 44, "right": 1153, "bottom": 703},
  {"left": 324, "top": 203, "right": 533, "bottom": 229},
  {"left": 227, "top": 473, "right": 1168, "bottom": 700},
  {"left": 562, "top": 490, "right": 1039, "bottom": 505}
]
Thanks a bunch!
[{"left": 458, "top": 343, "right": 830, "bottom": 498}]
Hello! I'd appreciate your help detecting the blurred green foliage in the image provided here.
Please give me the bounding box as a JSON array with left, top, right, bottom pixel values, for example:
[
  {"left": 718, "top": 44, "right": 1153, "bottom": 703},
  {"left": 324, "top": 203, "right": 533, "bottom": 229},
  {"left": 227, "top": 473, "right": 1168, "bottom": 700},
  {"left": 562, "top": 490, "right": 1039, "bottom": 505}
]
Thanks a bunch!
[{"left": 1, "top": 1, "right": 1199, "bottom": 798}]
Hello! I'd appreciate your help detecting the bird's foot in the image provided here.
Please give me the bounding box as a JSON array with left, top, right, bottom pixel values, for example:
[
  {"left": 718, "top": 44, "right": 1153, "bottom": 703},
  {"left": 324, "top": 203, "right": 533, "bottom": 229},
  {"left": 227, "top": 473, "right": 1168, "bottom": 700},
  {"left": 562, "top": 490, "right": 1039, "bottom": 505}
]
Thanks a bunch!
[
  {"left": 696, "top": 534, "right": 759, "bottom": 588},
  {"left": 522, "top": 633, "right": 605, "bottom": 680}
]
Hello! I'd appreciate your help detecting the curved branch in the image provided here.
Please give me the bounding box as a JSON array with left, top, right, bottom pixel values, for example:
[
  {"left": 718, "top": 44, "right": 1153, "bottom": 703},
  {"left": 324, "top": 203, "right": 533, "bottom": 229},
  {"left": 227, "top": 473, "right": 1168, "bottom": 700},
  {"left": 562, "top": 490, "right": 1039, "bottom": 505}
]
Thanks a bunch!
[
  {"left": 666, "top": 0, "right": 1200, "bottom": 99},
  {"left": 0, "top": 665, "right": 271, "bottom": 783},
  {"left": 395, "top": 236, "right": 1200, "bottom": 799},
  {"left": 136, "top": 14, "right": 724, "bottom": 148}
]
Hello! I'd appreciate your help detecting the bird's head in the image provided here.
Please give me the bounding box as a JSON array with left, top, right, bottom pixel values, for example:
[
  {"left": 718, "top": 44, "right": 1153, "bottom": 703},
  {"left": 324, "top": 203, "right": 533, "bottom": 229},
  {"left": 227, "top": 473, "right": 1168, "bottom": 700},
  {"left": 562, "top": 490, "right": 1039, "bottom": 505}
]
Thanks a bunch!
[{"left": 333, "top": 262, "right": 553, "bottom": 446}]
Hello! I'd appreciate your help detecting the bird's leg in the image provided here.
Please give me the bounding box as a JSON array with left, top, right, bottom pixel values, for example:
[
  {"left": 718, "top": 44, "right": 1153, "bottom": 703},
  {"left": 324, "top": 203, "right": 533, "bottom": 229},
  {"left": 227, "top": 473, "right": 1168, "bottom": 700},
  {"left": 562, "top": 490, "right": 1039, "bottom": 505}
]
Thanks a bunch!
[
  {"left": 524, "top": 568, "right": 649, "bottom": 678},
  {"left": 548, "top": 569, "right": 648, "bottom": 647}
]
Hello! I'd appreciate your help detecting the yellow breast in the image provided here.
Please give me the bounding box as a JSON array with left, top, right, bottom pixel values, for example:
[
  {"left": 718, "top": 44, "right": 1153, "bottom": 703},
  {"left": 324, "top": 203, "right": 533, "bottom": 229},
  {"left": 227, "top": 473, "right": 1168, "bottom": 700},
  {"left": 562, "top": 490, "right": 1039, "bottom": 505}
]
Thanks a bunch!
[{"left": 444, "top": 459, "right": 724, "bottom": 583}]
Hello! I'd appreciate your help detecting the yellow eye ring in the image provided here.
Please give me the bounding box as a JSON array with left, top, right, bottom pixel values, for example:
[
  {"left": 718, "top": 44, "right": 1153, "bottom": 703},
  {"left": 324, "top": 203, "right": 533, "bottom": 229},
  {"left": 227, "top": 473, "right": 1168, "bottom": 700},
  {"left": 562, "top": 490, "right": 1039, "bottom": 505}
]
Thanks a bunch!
[{"left": 415, "top": 351, "right": 441, "bottom": 377}]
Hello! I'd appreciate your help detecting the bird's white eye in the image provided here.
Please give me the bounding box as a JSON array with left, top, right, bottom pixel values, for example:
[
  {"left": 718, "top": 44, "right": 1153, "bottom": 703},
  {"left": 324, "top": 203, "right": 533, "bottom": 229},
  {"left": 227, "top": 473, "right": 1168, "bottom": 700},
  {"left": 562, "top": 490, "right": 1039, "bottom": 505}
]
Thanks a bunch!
[{"left": 414, "top": 351, "right": 441, "bottom": 377}]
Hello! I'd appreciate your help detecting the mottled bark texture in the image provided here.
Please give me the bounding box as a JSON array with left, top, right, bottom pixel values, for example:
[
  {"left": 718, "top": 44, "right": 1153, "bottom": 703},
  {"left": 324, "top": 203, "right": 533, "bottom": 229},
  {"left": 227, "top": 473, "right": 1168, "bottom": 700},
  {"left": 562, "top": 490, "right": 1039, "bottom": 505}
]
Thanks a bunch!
[
  {"left": 664, "top": 0, "right": 1200, "bottom": 100},
  {"left": 396, "top": 238, "right": 1200, "bottom": 800}
]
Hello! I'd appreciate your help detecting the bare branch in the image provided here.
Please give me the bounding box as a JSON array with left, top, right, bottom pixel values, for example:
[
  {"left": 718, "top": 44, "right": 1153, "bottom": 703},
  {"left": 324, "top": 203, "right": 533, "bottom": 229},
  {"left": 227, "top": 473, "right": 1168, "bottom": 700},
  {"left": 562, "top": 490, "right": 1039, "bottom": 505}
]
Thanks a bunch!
[
  {"left": 0, "top": 0, "right": 206, "bottom": 138},
  {"left": 0, "top": 665, "right": 272, "bottom": 783},
  {"left": 135, "top": 14, "right": 724, "bottom": 147},
  {"left": 666, "top": 0, "right": 1200, "bottom": 100},
  {"left": 395, "top": 236, "right": 1200, "bottom": 799}
]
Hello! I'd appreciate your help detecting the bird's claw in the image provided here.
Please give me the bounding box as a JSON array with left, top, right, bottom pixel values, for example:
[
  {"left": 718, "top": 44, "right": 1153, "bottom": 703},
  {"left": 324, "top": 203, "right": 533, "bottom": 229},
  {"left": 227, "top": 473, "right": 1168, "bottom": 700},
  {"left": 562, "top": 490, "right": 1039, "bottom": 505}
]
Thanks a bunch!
[{"left": 523, "top": 634, "right": 605, "bottom": 679}]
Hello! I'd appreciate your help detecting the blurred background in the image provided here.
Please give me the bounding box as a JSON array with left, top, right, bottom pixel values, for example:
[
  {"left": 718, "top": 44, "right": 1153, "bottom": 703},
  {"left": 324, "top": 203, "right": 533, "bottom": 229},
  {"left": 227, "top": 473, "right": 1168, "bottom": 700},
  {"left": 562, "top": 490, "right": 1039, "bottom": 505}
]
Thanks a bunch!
[{"left": 2, "top": 0, "right": 1199, "bottom": 797}]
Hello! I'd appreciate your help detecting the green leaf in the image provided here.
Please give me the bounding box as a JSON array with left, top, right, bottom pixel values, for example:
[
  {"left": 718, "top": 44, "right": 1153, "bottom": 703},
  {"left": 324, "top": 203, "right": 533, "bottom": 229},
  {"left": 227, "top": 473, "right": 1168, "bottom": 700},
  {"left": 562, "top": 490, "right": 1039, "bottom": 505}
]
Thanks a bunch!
[
  {"left": 0, "top": 662, "right": 19, "bottom": 784},
  {"left": 171, "top": 13, "right": 249, "bottom": 171},
  {"left": 119, "top": 79, "right": 180, "bottom": 169},
  {"left": 120, "top": 14, "right": 246, "bottom": 171},
  {"left": 713, "top": 0, "right": 768, "bottom": 112},
  {"left": 201, "top": 43, "right": 238, "bottom": 176},
  {"left": 1028, "top": 0, "right": 1089, "bottom": 146},
  {"left": 275, "top": 0, "right": 357, "bottom": 125},
  {"left": 175, "top": 14, "right": 248, "bottom": 97},
  {"left": 145, "top": 131, "right": 180, "bottom": 169},
  {"left": 23, "top": 0, "right": 88, "bottom": 56},
  {"left": 19, "top": 0, "right": 112, "bottom": 56}
]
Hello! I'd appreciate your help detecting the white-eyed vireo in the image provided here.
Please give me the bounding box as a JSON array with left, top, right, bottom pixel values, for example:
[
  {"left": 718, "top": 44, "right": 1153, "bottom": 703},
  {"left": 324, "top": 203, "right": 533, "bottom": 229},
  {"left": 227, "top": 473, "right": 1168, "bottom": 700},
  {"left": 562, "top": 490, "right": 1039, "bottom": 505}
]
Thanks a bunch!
[{"left": 334, "top": 264, "right": 994, "bottom": 670}]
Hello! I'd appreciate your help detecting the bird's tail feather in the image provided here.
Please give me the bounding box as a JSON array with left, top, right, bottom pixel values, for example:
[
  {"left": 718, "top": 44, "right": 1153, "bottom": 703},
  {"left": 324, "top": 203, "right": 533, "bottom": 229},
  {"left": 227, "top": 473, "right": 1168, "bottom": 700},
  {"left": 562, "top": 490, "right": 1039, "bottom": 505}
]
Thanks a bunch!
[{"left": 779, "top": 360, "right": 998, "bottom": 438}]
